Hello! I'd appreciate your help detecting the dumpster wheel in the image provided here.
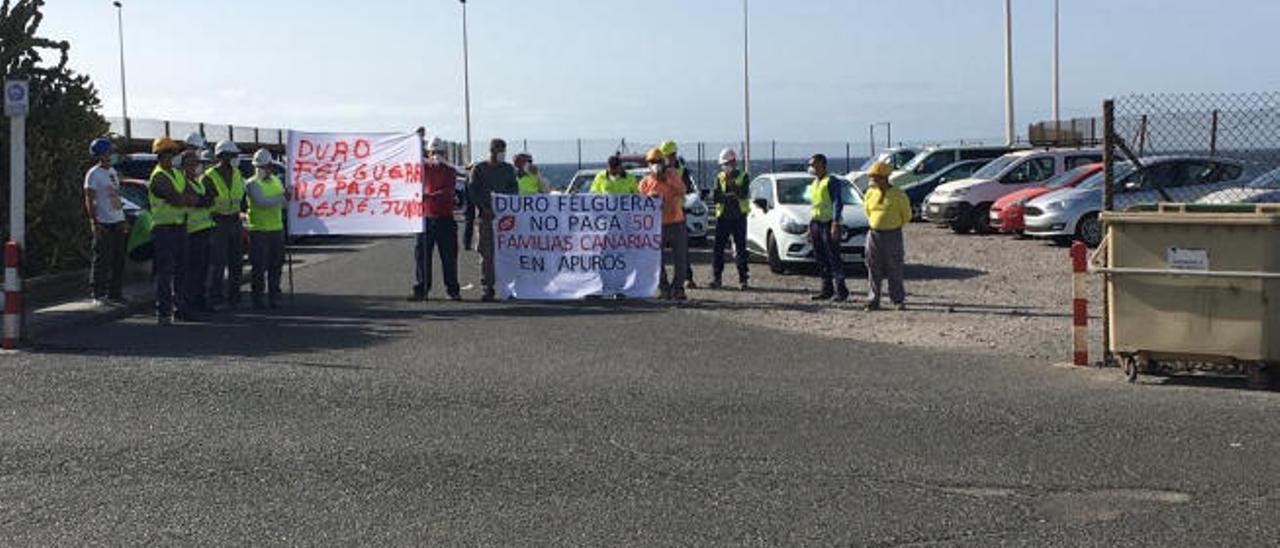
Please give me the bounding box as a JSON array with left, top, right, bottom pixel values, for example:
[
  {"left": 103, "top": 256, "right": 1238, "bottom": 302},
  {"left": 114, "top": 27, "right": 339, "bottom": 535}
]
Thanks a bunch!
[{"left": 1121, "top": 354, "right": 1141, "bottom": 383}]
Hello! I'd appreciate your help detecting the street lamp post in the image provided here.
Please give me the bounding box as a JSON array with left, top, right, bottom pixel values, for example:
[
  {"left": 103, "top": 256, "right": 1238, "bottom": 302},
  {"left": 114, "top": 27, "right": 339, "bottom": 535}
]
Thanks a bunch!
[
  {"left": 1003, "top": 0, "right": 1015, "bottom": 145},
  {"left": 742, "top": 0, "right": 751, "bottom": 171},
  {"left": 460, "top": 0, "right": 473, "bottom": 164},
  {"left": 113, "top": 1, "right": 128, "bottom": 131},
  {"left": 1052, "top": 0, "right": 1060, "bottom": 123}
]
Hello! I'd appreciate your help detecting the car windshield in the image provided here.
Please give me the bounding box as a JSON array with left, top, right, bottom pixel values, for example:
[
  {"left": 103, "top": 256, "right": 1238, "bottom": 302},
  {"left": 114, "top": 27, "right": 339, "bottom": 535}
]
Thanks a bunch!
[
  {"left": 1246, "top": 167, "right": 1280, "bottom": 189},
  {"left": 776, "top": 176, "right": 861, "bottom": 206},
  {"left": 567, "top": 173, "right": 594, "bottom": 193},
  {"left": 1043, "top": 165, "right": 1096, "bottom": 190},
  {"left": 857, "top": 152, "right": 892, "bottom": 172},
  {"left": 971, "top": 155, "right": 1019, "bottom": 179},
  {"left": 1076, "top": 163, "right": 1136, "bottom": 190}
]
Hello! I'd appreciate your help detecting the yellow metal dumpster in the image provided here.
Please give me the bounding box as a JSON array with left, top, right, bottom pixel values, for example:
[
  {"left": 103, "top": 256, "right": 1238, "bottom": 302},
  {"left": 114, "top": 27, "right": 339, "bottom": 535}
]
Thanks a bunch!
[{"left": 1100, "top": 206, "right": 1280, "bottom": 375}]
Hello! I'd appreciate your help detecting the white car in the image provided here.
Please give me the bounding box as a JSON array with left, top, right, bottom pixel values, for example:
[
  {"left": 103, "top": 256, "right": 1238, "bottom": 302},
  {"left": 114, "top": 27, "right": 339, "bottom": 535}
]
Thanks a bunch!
[
  {"left": 1196, "top": 166, "right": 1280, "bottom": 204},
  {"left": 924, "top": 148, "right": 1102, "bottom": 233},
  {"left": 563, "top": 168, "right": 710, "bottom": 241},
  {"left": 845, "top": 147, "right": 919, "bottom": 193},
  {"left": 746, "top": 172, "right": 870, "bottom": 273}
]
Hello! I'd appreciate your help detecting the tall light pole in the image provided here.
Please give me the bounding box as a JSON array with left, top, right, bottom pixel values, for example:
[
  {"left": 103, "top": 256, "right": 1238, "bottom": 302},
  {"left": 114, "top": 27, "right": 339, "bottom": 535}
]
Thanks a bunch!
[
  {"left": 1003, "top": 0, "right": 1015, "bottom": 145},
  {"left": 742, "top": 0, "right": 751, "bottom": 171},
  {"left": 1052, "top": 0, "right": 1060, "bottom": 123},
  {"left": 460, "top": 0, "right": 473, "bottom": 163},
  {"left": 113, "top": 1, "right": 128, "bottom": 124}
]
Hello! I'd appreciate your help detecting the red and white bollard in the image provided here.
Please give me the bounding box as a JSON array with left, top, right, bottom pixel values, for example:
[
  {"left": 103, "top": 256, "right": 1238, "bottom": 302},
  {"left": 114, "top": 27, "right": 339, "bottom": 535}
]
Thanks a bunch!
[
  {"left": 3, "top": 241, "right": 20, "bottom": 350},
  {"left": 1070, "top": 241, "right": 1088, "bottom": 366}
]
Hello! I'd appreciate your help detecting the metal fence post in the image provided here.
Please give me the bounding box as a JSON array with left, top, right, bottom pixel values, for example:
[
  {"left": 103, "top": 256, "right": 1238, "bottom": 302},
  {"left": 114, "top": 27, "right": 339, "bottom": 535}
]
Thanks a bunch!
[
  {"left": 163, "top": 120, "right": 171, "bottom": 138},
  {"left": 1209, "top": 109, "right": 1220, "bottom": 157},
  {"left": 770, "top": 140, "right": 776, "bottom": 173},
  {"left": 228, "top": 125, "right": 235, "bottom": 143},
  {"left": 124, "top": 117, "right": 132, "bottom": 140},
  {"left": 576, "top": 139, "right": 582, "bottom": 171},
  {"left": 1100, "top": 98, "right": 1115, "bottom": 368},
  {"left": 845, "top": 142, "right": 851, "bottom": 172}
]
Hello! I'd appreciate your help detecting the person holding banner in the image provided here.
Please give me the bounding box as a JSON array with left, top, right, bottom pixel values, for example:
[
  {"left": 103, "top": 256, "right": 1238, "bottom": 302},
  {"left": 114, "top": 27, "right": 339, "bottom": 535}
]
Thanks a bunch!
[
  {"left": 468, "top": 139, "right": 518, "bottom": 302},
  {"left": 710, "top": 148, "right": 751, "bottom": 290},
  {"left": 640, "top": 148, "right": 690, "bottom": 301},
  {"left": 246, "top": 149, "right": 291, "bottom": 309},
  {"left": 589, "top": 155, "right": 639, "bottom": 194},
  {"left": 410, "top": 137, "right": 463, "bottom": 302}
]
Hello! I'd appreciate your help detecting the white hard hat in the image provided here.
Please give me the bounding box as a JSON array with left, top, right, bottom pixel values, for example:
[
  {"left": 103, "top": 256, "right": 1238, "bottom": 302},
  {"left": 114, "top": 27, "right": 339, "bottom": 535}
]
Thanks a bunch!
[
  {"left": 718, "top": 148, "right": 737, "bottom": 165},
  {"left": 184, "top": 132, "right": 207, "bottom": 149},
  {"left": 214, "top": 140, "right": 240, "bottom": 157},
  {"left": 251, "top": 149, "right": 273, "bottom": 167},
  {"left": 198, "top": 149, "right": 215, "bottom": 163},
  {"left": 426, "top": 137, "right": 447, "bottom": 153}
]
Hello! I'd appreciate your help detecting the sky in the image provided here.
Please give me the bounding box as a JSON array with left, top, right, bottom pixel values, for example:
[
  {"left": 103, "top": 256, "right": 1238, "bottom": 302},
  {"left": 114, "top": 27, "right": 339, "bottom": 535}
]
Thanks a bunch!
[{"left": 40, "top": 0, "right": 1280, "bottom": 148}]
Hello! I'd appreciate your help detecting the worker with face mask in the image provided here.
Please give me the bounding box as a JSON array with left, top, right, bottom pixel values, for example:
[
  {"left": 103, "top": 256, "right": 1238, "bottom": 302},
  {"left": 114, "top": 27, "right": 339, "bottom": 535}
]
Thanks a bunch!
[
  {"left": 205, "top": 140, "right": 246, "bottom": 310},
  {"left": 410, "top": 137, "right": 463, "bottom": 302},
  {"left": 659, "top": 140, "right": 699, "bottom": 289},
  {"left": 589, "top": 155, "right": 638, "bottom": 194},
  {"left": 710, "top": 148, "right": 751, "bottom": 290},
  {"left": 148, "top": 137, "right": 200, "bottom": 325},
  {"left": 639, "top": 147, "right": 690, "bottom": 301},
  {"left": 467, "top": 138, "right": 518, "bottom": 302},
  {"left": 183, "top": 150, "right": 217, "bottom": 314},
  {"left": 805, "top": 154, "right": 849, "bottom": 302},
  {"left": 245, "top": 149, "right": 290, "bottom": 309},
  {"left": 514, "top": 153, "right": 550, "bottom": 195},
  {"left": 83, "top": 138, "right": 127, "bottom": 306}
]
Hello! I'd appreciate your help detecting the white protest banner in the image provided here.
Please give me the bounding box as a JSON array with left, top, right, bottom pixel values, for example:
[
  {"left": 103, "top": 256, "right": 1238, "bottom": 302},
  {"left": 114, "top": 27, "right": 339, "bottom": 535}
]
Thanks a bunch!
[
  {"left": 286, "top": 131, "right": 424, "bottom": 235},
  {"left": 493, "top": 193, "right": 663, "bottom": 300}
]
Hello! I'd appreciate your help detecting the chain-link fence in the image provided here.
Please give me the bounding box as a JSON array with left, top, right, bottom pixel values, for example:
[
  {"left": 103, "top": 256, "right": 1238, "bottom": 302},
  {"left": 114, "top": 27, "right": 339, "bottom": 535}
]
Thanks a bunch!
[{"left": 1102, "top": 92, "right": 1280, "bottom": 211}]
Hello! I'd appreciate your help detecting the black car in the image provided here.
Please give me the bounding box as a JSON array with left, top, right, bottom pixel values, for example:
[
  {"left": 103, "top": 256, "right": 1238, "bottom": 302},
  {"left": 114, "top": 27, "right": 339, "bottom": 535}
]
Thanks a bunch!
[{"left": 903, "top": 160, "right": 990, "bottom": 220}]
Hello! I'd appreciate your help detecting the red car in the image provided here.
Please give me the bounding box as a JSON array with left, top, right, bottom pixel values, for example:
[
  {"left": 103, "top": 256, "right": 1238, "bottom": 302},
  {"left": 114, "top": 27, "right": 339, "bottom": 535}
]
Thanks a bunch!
[{"left": 990, "top": 163, "right": 1101, "bottom": 234}]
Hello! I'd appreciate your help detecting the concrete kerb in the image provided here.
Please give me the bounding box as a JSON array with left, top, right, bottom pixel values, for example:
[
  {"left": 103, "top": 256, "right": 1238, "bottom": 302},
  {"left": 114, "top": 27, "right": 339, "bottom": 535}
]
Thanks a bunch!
[{"left": 22, "top": 244, "right": 343, "bottom": 344}]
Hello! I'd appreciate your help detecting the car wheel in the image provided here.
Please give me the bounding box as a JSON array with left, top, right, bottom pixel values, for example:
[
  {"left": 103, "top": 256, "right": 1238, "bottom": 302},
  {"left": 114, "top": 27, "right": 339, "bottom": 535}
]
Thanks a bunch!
[
  {"left": 972, "top": 203, "right": 994, "bottom": 235},
  {"left": 1077, "top": 213, "right": 1103, "bottom": 247},
  {"left": 1052, "top": 236, "right": 1074, "bottom": 247},
  {"left": 949, "top": 218, "right": 972, "bottom": 234},
  {"left": 910, "top": 203, "right": 922, "bottom": 222},
  {"left": 767, "top": 232, "right": 786, "bottom": 274}
]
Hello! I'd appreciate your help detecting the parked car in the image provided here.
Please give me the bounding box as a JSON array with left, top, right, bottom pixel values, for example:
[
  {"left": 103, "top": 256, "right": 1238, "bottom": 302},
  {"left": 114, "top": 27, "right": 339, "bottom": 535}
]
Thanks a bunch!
[
  {"left": 846, "top": 147, "right": 919, "bottom": 192},
  {"left": 746, "top": 172, "right": 870, "bottom": 273},
  {"left": 889, "top": 145, "right": 1018, "bottom": 188},
  {"left": 564, "top": 167, "right": 710, "bottom": 242},
  {"left": 902, "top": 159, "right": 990, "bottom": 221},
  {"left": 925, "top": 149, "right": 1103, "bottom": 233},
  {"left": 1024, "top": 156, "right": 1250, "bottom": 247},
  {"left": 1196, "top": 166, "right": 1280, "bottom": 204},
  {"left": 990, "top": 163, "right": 1101, "bottom": 234}
]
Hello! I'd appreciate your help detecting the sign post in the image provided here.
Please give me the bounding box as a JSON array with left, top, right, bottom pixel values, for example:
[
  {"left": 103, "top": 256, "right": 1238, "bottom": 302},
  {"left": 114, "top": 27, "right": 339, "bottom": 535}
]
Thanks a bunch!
[{"left": 5, "top": 79, "right": 28, "bottom": 348}]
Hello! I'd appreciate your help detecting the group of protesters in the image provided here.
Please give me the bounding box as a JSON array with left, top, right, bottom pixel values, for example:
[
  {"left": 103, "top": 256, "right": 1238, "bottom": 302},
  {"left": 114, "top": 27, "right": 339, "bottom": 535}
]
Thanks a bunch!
[{"left": 416, "top": 135, "right": 913, "bottom": 310}]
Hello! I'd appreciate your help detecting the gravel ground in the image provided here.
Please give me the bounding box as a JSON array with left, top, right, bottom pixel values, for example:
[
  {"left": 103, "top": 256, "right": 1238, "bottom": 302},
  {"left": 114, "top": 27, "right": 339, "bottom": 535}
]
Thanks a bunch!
[{"left": 681, "top": 222, "right": 1106, "bottom": 364}]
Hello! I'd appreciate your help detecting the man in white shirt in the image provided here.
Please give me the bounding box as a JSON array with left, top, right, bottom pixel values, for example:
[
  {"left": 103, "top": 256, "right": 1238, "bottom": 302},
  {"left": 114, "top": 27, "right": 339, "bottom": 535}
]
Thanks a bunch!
[{"left": 82, "top": 138, "right": 128, "bottom": 305}]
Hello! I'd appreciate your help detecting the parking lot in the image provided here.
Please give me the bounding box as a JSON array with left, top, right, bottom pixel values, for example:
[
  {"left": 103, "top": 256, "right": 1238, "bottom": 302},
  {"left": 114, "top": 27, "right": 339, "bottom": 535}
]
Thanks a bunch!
[{"left": 685, "top": 221, "right": 1104, "bottom": 367}]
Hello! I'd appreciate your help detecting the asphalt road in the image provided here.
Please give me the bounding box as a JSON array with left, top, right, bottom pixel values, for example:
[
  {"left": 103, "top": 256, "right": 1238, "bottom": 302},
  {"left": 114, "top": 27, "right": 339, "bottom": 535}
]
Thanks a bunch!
[{"left": 2, "top": 238, "right": 1277, "bottom": 547}]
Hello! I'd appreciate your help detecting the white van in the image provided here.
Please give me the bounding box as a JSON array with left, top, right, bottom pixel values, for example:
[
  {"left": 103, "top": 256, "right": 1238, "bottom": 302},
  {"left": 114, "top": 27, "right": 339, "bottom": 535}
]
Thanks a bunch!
[{"left": 924, "top": 149, "right": 1102, "bottom": 233}]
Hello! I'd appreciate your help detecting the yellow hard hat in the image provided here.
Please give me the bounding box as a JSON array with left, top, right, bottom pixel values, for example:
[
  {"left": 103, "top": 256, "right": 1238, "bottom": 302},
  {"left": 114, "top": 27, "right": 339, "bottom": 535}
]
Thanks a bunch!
[
  {"left": 151, "top": 136, "right": 182, "bottom": 155},
  {"left": 645, "top": 148, "right": 666, "bottom": 164},
  {"left": 659, "top": 140, "right": 678, "bottom": 157},
  {"left": 867, "top": 161, "right": 894, "bottom": 178}
]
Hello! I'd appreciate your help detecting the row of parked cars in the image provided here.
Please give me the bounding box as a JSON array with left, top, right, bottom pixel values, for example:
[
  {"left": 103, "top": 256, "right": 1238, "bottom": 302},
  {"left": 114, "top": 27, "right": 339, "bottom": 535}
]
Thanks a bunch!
[{"left": 678, "top": 144, "right": 1280, "bottom": 274}]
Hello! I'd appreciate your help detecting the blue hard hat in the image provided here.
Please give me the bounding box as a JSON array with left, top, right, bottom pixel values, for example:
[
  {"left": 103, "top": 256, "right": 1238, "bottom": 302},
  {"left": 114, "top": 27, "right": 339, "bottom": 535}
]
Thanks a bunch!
[{"left": 89, "top": 138, "right": 112, "bottom": 157}]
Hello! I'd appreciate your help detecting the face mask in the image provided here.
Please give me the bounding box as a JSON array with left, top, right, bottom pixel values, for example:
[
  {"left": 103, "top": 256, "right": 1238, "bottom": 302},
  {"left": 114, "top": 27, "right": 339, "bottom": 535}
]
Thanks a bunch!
[
  {"left": 107, "top": 153, "right": 121, "bottom": 166},
  {"left": 256, "top": 167, "right": 270, "bottom": 178},
  {"left": 806, "top": 167, "right": 817, "bottom": 176},
  {"left": 650, "top": 164, "right": 663, "bottom": 175},
  {"left": 169, "top": 156, "right": 182, "bottom": 169},
  {"left": 494, "top": 153, "right": 506, "bottom": 163}
]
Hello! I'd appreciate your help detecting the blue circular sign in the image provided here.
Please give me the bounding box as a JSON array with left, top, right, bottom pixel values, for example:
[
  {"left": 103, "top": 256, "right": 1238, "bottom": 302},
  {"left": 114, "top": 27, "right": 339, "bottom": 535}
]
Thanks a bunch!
[{"left": 6, "top": 83, "right": 24, "bottom": 102}]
